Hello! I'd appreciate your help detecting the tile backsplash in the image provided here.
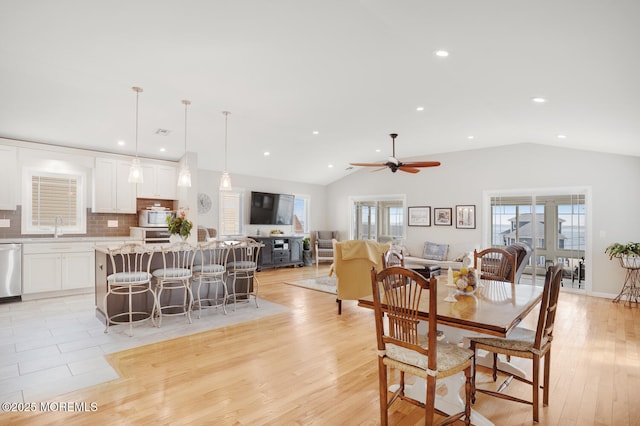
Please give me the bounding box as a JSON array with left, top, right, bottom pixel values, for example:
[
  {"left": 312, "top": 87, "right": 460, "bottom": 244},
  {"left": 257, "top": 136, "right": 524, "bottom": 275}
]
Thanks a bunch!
[{"left": 0, "top": 206, "right": 137, "bottom": 239}]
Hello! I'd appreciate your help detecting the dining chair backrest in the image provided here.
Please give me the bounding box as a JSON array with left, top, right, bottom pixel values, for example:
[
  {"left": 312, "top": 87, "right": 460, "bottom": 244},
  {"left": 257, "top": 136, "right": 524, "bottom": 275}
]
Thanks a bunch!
[
  {"left": 382, "top": 249, "right": 405, "bottom": 268},
  {"left": 474, "top": 247, "right": 516, "bottom": 283},
  {"left": 505, "top": 242, "right": 533, "bottom": 284},
  {"left": 370, "top": 266, "right": 437, "bottom": 372},
  {"left": 534, "top": 263, "right": 563, "bottom": 351}
]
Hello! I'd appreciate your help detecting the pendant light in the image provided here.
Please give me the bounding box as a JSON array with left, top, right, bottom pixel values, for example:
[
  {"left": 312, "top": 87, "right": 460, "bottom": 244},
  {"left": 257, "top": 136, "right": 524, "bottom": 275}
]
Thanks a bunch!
[
  {"left": 128, "top": 86, "right": 144, "bottom": 183},
  {"left": 177, "top": 99, "right": 192, "bottom": 187},
  {"left": 219, "top": 111, "right": 232, "bottom": 191}
]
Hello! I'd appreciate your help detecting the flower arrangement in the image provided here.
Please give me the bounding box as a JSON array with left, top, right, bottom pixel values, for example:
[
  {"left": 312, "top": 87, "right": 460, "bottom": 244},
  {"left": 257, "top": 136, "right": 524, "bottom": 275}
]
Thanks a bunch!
[
  {"left": 453, "top": 267, "right": 478, "bottom": 294},
  {"left": 167, "top": 208, "right": 193, "bottom": 239}
]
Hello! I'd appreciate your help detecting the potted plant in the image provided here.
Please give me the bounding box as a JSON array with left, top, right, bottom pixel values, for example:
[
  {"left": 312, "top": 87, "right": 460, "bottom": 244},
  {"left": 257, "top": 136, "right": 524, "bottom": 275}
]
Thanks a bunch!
[
  {"left": 167, "top": 208, "right": 193, "bottom": 240},
  {"left": 303, "top": 237, "right": 311, "bottom": 251},
  {"left": 605, "top": 242, "right": 640, "bottom": 268}
]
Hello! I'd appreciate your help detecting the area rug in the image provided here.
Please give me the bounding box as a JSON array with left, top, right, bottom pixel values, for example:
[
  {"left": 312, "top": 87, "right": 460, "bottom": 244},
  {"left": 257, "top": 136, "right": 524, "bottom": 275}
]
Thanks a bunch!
[{"left": 285, "top": 276, "right": 337, "bottom": 294}]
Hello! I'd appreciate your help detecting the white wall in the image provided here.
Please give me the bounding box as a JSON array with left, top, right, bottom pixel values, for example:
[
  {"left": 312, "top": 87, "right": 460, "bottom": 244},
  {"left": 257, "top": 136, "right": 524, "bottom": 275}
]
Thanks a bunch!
[
  {"left": 325, "top": 143, "right": 640, "bottom": 297},
  {"left": 197, "top": 169, "right": 328, "bottom": 237}
]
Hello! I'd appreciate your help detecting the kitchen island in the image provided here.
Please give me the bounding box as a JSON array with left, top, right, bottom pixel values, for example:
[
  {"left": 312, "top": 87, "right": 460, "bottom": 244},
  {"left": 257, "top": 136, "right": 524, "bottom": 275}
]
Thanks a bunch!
[{"left": 94, "top": 243, "right": 254, "bottom": 323}]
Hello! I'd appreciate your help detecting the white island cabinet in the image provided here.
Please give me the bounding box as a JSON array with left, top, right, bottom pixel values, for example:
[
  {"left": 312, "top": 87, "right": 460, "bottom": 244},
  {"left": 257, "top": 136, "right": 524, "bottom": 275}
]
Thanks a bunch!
[
  {"left": 23, "top": 242, "right": 95, "bottom": 297},
  {"left": 93, "top": 157, "right": 137, "bottom": 213},
  {"left": 137, "top": 162, "right": 177, "bottom": 200}
]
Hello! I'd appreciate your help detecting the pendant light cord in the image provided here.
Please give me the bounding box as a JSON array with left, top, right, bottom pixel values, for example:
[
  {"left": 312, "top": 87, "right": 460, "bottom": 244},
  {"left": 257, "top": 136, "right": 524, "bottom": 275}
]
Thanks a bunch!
[
  {"left": 223, "top": 111, "right": 230, "bottom": 171},
  {"left": 132, "top": 86, "right": 143, "bottom": 159},
  {"left": 182, "top": 100, "right": 191, "bottom": 165}
]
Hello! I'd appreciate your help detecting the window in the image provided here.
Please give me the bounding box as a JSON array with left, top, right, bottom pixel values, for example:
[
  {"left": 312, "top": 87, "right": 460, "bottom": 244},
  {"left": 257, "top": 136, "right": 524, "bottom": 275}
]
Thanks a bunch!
[
  {"left": 22, "top": 170, "right": 86, "bottom": 235},
  {"left": 488, "top": 191, "right": 588, "bottom": 287},
  {"left": 350, "top": 195, "right": 406, "bottom": 242},
  {"left": 219, "top": 189, "right": 245, "bottom": 237},
  {"left": 293, "top": 195, "right": 310, "bottom": 234}
]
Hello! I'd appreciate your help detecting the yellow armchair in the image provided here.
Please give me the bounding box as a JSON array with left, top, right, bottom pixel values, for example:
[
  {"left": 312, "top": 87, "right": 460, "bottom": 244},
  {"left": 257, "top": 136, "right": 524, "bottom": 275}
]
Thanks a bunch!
[{"left": 332, "top": 239, "right": 391, "bottom": 314}]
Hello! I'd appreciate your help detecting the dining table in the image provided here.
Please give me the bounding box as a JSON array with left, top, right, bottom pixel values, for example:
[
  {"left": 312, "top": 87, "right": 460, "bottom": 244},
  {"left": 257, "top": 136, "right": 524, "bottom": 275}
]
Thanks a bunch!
[{"left": 358, "top": 274, "right": 544, "bottom": 426}]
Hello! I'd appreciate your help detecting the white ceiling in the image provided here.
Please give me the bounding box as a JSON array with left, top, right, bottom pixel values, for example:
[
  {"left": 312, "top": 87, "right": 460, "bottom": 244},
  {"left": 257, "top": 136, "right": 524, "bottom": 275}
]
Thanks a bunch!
[{"left": 1, "top": 1, "right": 639, "bottom": 185}]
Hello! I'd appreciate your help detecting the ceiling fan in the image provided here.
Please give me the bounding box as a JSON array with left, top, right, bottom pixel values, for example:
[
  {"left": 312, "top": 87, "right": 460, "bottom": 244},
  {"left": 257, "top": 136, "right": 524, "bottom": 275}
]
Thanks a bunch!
[{"left": 350, "top": 133, "right": 441, "bottom": 174}]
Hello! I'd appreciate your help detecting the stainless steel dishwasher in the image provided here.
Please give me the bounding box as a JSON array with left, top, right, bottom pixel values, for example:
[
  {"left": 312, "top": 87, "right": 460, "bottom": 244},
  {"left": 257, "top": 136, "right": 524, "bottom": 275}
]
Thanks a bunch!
[{"left": 0, "top": 243, "right": 22, "bottom": 301}]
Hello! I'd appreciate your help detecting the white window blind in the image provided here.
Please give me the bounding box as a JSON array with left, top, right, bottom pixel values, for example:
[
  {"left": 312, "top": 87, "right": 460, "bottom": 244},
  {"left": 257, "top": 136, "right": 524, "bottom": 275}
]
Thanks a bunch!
[{"left": 31, "top": 175, "right": 78, "bottom": 227}]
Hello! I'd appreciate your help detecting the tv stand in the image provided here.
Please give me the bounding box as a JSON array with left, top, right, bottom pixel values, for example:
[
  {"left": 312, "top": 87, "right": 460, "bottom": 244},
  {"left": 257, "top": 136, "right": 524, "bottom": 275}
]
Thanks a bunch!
[{"left": 252, "top": 236, "right": 304, "bottom": 270}]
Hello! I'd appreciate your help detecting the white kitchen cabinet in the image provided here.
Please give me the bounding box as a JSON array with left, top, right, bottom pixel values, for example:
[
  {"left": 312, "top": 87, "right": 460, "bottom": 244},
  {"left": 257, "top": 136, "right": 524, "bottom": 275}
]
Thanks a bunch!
[
  {"left": 0, "top": 145, "right": 17, "bottom": 210},
  {"left": 23, "top": 242, "right": 95, "bottom": 295},
  {"left": 93, "top": 157, "right": 137, "bottom": 213},
  {"left": 137, "top": 162, "right": 177, "bottom": 200}
]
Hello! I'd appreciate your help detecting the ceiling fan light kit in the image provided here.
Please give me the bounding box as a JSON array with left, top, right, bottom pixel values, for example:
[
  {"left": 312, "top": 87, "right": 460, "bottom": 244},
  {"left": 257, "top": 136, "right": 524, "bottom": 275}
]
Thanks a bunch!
[{"left": 350, "top": 133, "right": 440, "bottom": 174}]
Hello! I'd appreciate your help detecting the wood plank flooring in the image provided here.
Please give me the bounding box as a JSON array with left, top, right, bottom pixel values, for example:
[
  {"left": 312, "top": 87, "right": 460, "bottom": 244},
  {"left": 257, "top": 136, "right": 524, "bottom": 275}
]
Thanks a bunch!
[{"left": 2, "top": 265, "right": 639, "bottom": 425}]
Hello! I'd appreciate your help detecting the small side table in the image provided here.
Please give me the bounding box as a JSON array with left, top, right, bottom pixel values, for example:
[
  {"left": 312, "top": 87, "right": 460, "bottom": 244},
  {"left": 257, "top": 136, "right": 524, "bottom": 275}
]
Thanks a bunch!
[{"left": 612, "top": 256, "right": 640, "bottom": 305}]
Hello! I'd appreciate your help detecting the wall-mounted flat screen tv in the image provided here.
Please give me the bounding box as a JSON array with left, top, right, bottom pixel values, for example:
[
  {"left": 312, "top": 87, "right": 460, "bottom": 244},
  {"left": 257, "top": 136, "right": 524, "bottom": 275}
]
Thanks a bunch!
[{"left": 249, "top": 191, "right": 295, "bottom": 225}]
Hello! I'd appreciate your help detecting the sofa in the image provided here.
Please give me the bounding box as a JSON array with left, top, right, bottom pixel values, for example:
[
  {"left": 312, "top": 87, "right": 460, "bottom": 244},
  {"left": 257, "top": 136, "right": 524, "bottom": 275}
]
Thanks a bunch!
[{"left": 400, "top": 241, "right": 474, "bottom": 271}]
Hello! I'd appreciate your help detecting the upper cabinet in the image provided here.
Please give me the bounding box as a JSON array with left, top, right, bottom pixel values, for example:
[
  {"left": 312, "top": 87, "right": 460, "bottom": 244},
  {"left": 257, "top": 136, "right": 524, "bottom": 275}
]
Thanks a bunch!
[
  {"left": 93, "top": 157, "right": 137, "bottom": 213},
  {"left": 0, "top": 145, "right": 17, "bottom": 210},
  {"left": 137, "top": 162, "right": 177, "bottom": 200}
]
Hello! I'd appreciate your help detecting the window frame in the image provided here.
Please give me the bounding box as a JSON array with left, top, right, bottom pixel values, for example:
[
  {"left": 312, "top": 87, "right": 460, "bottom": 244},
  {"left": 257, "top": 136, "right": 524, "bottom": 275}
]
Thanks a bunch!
[{"left": 21, "top": 168, "right": 87, "bottom": 235}]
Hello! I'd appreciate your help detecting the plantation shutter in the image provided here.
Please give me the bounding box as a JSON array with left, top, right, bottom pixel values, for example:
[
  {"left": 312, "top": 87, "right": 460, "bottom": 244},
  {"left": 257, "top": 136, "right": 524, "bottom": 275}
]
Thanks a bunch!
[{"left": 220, "top": 190, "right": 244, "bottom": 236}]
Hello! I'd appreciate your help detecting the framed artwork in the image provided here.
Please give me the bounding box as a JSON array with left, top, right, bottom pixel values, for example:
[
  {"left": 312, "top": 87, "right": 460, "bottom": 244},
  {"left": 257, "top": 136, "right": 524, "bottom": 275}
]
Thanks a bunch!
[
  {"left": 434, "top": 207, "right": 452, "bottom": 226},
  {"left": 408, "top": 206, "right": 431, "bottom": 227},
  {"left": 456, "top": 205, "right": 476, "bottom": 229}
]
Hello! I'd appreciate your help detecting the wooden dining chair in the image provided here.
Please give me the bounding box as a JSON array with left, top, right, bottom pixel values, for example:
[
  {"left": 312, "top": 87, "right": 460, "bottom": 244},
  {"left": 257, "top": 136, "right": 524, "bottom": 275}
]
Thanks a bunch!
[
  {"left": 474, "top": 247, "right": 517, "bottom": 283},
  {"left": 382, "top": 248, "right": 405, "bottom": 268},
  {"left": 370, "top": 266, "right": 473, "bottom": 425},
  {"left": 468, "top": 263, "right": 563, "bottom": 422}
]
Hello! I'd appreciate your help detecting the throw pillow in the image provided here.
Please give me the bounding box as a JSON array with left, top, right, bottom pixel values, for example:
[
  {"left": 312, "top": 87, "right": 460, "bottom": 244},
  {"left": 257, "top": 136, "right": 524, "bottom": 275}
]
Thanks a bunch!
[{"left": 423, "top": 242, "right": 449, "bottom": 261}]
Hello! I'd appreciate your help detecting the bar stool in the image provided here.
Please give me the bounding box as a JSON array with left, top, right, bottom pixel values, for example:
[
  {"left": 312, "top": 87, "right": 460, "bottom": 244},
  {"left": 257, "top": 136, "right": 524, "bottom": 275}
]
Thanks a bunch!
[
  {"left": 104, "top": 243, "right": 155, "bottom": 337},
  {"left": 226, "top": 238, "right": 263, "bottom": 310},
  {"left": 152, "top": 241, "right": 196, "bottom": 327},
  {"left": 192, "top": 240, "right": 230, "bottom": 317}
]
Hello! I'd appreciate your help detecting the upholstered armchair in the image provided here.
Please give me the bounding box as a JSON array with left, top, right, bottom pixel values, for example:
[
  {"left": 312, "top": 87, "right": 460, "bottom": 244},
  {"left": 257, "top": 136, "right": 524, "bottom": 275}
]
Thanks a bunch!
[{"left": 314, "top": 230, "right": 339, "bottom": 267}]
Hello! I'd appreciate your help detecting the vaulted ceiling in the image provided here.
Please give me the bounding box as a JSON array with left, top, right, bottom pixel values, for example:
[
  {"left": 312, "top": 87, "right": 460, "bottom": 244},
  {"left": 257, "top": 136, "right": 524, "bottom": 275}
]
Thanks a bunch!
[{"left": 1, "top": 1, "right": 639, "bottom": 185}]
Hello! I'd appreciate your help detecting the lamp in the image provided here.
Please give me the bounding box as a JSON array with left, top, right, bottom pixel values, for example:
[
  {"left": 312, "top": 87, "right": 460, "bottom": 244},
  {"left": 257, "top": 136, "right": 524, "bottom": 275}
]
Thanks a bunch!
[
  {"left": 219, "top": 111, "right": 232, "bottom": 191},
  {"left": 128, "top": 86, "right": 144, "bottom": 183},
  {"left": 177, "top": 99, "right": 192, "bottom": 187}
]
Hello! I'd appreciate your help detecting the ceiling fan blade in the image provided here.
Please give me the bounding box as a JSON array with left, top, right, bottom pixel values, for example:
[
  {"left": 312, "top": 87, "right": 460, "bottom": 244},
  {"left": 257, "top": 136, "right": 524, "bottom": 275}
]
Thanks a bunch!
[
  {"left": 403, "top": 161, "right": 441, "bottom": 168},
  {"left": 371, "top": 166, "right": 388, "bottom": 173},
  {"left": 398, "top": 166, "right": 421, "bottom": 174},
  {"left": 350, "top": 162, "right": 385, "bottom": 167}
]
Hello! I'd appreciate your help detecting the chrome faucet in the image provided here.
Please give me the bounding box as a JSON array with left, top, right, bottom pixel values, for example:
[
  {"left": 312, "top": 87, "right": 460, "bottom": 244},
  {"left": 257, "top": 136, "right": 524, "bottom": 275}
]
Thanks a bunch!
[{"left": 54, "top": 216, "right": 64, "bottom": 238}]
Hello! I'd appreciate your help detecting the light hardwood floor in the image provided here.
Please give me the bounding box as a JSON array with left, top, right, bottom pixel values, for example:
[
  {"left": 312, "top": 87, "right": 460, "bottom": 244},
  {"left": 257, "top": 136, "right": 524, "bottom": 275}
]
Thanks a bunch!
[{"left": 2, "top": 265, "right": 639, "bottom": 425}]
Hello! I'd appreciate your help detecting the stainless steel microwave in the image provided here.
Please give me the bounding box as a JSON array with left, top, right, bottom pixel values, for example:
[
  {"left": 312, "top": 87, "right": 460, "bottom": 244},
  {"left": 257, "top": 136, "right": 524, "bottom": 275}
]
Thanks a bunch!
[{"left": 138, "top": 210, "right": 176, "bottom": 227}]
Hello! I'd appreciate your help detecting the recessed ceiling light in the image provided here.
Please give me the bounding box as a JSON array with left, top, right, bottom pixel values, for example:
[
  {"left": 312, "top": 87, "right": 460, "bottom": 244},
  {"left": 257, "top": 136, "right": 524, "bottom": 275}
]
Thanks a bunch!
[
  {"left": 467, "top": 135, "right": 474, "bottom": 140},
  {"left": 557, "top": 134, "right": 567, "bottom": 139},
  {"left": 159, "top": 147, "right": 166, "bottom": 152},
  {"left": 312, "top": 130, "right": 319, "bottom": 135},
  {"left": 328, "top": 164, "right": 334, "bottom": 168},
  {"left": 375, "top": 149, "right": 381, "bottom": 153},
  {"left": 416, "top": 106, "right": 425, "bottom": 111},
  {"left": 264, "top": 151, "right": 270, "bottom": 156},
  {"left": 531, "top": 97, "right": 547, "bottom": 103},
  {"left": 434, "top": 50, "right": 449, "bottom": 57},
  {"left": 117, "top": 140, "right": 125, "bottom": 146}
]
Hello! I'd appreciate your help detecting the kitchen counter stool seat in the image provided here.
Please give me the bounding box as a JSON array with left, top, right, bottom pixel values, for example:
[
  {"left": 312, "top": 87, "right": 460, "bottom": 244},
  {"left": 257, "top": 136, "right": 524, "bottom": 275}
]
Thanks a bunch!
[
  {"left": 152, "top": 241, "right": 196, "bottom": 327},
  {"left": 192, "top": 241, "right": 230, "bottom": 317},
  {"left": 104, "top": 243, "right": 156, "bottom": 337}
]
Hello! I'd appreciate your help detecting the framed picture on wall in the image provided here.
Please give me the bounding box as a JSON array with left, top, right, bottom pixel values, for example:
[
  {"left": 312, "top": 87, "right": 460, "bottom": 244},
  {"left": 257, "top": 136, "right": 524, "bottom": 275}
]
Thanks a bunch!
[
  {"left": 434, "top": 208, "right": 452, "bottom": 226},
  {"left": 408, "top": 206, "right": 431, "bottom": 226},
  {"left": 456, "top": 205, "right": 476, "bottom": 229}
]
